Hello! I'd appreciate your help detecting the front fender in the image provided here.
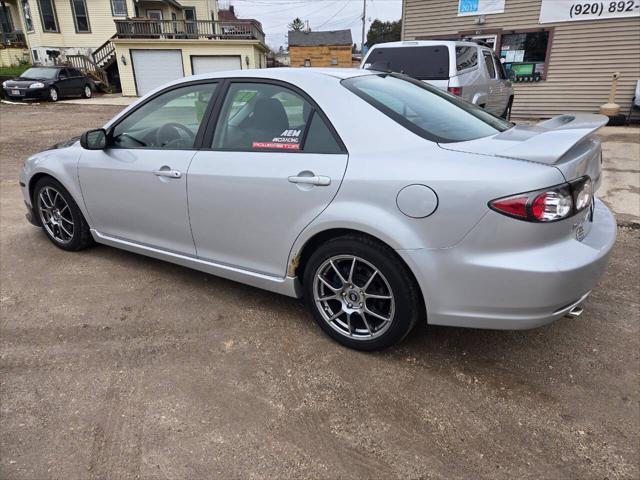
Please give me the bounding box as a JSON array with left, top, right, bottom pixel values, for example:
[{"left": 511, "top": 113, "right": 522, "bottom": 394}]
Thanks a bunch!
[{"left": 22, "top": 146, "right": 91, "bottom": 226}]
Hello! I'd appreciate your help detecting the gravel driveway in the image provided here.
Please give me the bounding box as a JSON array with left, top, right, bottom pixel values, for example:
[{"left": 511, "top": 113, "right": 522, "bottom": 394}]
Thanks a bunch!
[{"left": 1, "top": 103, "right": 638, "bottom": 480}]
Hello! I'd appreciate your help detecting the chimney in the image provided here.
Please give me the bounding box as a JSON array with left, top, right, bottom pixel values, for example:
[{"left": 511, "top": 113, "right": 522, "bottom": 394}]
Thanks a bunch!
[{"left": 229, "top": 5, "right": 235, "bottom": 16}]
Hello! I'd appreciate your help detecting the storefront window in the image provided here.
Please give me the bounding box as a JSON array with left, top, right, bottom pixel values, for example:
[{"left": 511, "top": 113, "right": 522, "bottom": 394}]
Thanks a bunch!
[{"left": 500, "top": 30, "right": 550, "bottom": 82}]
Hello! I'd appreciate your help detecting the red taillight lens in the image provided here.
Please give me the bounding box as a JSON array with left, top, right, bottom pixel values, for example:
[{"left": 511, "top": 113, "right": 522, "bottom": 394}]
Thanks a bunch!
[
  {"left": 489, "top": 177, "right": 591, "bottom": 223},
  {"left": 448, "top": 86, "right": 463, "bottom": 96}
]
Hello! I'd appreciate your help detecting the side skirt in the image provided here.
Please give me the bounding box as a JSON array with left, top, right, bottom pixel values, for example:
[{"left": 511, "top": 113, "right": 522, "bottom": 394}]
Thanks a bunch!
[{"left": 91, "top": 229, "right": 302, "bottom": 298}]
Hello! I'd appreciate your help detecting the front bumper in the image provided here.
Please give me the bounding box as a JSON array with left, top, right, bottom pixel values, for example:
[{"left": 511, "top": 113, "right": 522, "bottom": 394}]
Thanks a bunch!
[
  {"left": 3, "top": 87, "right": 49, "bottom": 100},
  {"left": 399, "top": 199, "right": 617, "bottom": 330}
]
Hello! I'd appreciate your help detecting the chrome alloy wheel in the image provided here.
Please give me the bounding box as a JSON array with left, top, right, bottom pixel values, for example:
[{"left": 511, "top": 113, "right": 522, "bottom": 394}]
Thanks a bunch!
[
  {"left": 37, "top": 186, "right": 74, "bottom": 244},
  {"left": 84, "top": 85, "right": 92, "bottom": 98},
  {"left": 313, "top": 255, "right": 395, "bottom": 340}
]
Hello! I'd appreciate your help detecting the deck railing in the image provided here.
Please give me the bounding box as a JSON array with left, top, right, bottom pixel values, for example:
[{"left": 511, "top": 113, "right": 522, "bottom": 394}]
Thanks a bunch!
[
  {"left": 1, "top": 30, "right": 27, "bottom": 48},
  {"left": 114, "top": 19, "right": 265, "bottom": 44}
]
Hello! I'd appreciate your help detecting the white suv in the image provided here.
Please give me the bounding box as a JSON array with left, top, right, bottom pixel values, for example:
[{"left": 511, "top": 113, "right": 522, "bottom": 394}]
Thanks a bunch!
[{"left": 361, "top": 40, "right": 514, "bottom": 119}]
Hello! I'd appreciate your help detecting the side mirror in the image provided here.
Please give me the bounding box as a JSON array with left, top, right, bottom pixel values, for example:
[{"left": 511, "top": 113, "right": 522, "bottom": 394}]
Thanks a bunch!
[{"left": 80, "top": 128, "right": 107, "bottom": 150}]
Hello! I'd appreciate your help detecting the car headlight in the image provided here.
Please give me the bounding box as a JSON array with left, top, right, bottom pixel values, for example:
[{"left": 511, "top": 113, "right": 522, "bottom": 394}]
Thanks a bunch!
[
  {"left": 2, "top": 81, "right": 8, "bottom": 88},
  {"left": 29, "top": 82, "right": 45, "bottom": 89}
]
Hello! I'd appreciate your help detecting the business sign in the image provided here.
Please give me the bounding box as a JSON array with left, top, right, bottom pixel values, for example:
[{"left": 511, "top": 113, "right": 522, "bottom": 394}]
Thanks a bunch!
[
  {"left": 458, "top": 0, "right": 505, "bottom": 16},
  {"left": 539, "top": 0, "right": 640, "bottom": 23}
]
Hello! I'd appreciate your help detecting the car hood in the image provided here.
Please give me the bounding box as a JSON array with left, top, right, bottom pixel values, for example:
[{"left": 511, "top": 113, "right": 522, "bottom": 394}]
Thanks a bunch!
[
  {"left": 48, "top": 136, "right": 81, "bottom": 151},
  {"left": 4, "top": 77, "right": 51, "bottom": 87},
  {"left": 438, "top": 114, "right": 608, "bottom": 188}
]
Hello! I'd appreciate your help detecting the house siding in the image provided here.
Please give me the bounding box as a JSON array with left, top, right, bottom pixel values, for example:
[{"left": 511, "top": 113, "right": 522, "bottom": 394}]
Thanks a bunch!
[
  {"left": 289, "top": 45, "right": 352, "bottom": 68},
  {"left": 402, "top": 0, "right": 640, "bottom": 118}
]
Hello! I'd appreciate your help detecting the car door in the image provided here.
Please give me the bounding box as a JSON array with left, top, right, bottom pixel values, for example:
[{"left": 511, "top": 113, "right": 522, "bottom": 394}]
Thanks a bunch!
[
  {"left": 67, "top": 68, "right": 85, "bottom": 96},
  {"left": 481, "top": 50, "right": 499, "bottom": 115},
  {"left": 492, "top": 53, "right": 511, "bottom": 115},
  {"left": 78, "top": 81, "right": 218, "bottom": 255},
  {"left": 56, "top": 68, "right": 73, "bottom": 97},
  {"left": 188, "top": 80, "right": 349, "bottom": 277}
]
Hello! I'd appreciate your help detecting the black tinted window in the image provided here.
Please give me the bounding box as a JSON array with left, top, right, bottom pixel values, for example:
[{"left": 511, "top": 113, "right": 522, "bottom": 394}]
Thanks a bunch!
[
  {"left": 364, "top": 46, "right": 449, "bottom": 80},
  {"left": 455, "top": 46, "right": 478, "bottom": 71},
  {"left": 342, "top": 73, "right": 511, "bottom": 143},
  {"left": 304, "top": 112, "right": 342, "bottom": 154},
  {"left": 483, "top": 51, "right": 496, "bottom": 78}
]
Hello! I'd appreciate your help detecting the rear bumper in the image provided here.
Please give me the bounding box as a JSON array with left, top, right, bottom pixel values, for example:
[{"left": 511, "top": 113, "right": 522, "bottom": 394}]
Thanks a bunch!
[{"left": 398, "top": 199, "right": 616, "bottom": 330}]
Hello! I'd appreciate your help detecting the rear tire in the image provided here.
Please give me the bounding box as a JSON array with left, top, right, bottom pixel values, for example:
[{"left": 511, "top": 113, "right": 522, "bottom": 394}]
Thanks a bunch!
[
  {"left": 303, "top": 235, "right": 422, "bottom": 351},
  {"left": 83, "top": 84, "right": 92, "bottom": 99},
  {"left": 33, "top": 177, "right": 93, "bottom": 251},
  {"left": 48, "top": 86, "right": 59, "bottom": 102}
]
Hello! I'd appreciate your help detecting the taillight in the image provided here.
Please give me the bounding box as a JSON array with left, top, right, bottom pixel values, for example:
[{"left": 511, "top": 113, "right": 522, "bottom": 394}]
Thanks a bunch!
[
  {"left": 448, "top": 86, "right": 463, "bottom": 96},
  {"left": 489, "top": 176, "right": 592, "bottom": 222}
]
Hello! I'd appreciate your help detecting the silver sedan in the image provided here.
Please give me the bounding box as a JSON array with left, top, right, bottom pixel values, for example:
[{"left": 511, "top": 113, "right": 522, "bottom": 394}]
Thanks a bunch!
[{"left": 19, "top": 68, "right": 616, "bottom": 350}]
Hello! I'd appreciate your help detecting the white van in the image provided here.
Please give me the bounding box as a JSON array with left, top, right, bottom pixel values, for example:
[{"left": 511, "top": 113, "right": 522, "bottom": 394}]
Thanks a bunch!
[{"left": 361, "top": 40, "right": 514, "bottom": 119}]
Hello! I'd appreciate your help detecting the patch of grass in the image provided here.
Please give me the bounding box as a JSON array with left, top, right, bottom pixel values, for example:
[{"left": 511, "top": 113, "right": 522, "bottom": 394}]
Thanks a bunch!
[{"left": 0, "top": 65, "right": 31, "bottom": 77}]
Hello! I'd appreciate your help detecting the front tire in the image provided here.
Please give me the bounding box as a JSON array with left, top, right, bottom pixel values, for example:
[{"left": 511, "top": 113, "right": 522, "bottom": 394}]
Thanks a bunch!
[
  {"left": 303, "top": 235, "right": 422, "bottom": 351},
  {"left": 83, "top": 84, "right": 92, "bottom": 98},
  {"left": 34, "top": 177, "right": 93, "bottom": 251},
  {"left": 48, "top": 86, "right": 59, "bottom": 102}
]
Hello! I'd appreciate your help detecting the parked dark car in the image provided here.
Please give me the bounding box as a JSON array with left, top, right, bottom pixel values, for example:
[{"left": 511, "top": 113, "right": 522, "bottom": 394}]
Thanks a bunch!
[{"left": 2, "top": 66, "right": 96, "bottom": 102}]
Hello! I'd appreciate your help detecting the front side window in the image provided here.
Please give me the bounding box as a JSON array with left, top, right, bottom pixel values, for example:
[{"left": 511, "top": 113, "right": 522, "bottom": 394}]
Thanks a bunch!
[
  {"left": 343, "top": 73, "right": 511, "bottom": 143},
  {"left": 21, "top": 0, "right": 34, "bottom": 32},
  {"left": 112, "top": 83, "right": 217, "bottom": 149},
  {"left": 37, "top": 0, "right": 58, "bottom": 32},
  {"left": 70, "top": 0, "right": 90, "bottom": 32},
  {"left": 212, "top": 82, "right": 342, "bottom": 154},
  {"left": 482, "top": 50, "right": 496, "bottom": 78},
  {"left": 364, "top": 46, "right": 450, "bottom": 80},
  {"left": 110, "top": 0, "right": 127, "bottom": 16}
]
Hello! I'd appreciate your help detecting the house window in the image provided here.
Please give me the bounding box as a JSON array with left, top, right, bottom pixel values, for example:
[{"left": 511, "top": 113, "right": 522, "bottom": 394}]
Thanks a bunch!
[
  {"left": 21, "top": 0, "right": 33, "bottom": 32},
  {"left": 0, "top": 6, "right": 14, "bottom": 33},
  {"left": 111, "top": 0, "right": 127, "bottom": 17},
  {"left": 37, "top": 0, "right": 59, "bottom": 32},
  {"left": 70, "top": 0, "right": 90, "bottom": 33},
  {"left": 32, "top": 49, "right": 38, "bottom": 61},
  {"left": 304, "top": 59, "right": 311, "bottom": 67},
  {"left": 331, "top": 57, "right": 338, "bottom": 65},
  {"left": 184, "top": 7, "right": 196, "bottom": 21},
  {"left": 499, "top": 30, "right": 551, "bottom": 81}
]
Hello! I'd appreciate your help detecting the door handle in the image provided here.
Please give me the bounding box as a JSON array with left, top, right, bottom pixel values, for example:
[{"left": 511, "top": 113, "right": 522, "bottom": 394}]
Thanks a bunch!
[
  {"left": 153, "top": 168, "right": 182, "bottom": 179},
  {"left": 288, "top": 174, "right": 331, "bottom": 186}
]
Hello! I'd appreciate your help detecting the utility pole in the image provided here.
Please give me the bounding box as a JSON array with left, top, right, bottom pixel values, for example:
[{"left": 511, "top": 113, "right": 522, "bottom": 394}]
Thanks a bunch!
[{"left": 361, "top": 0, "right": 367, "bottom": 52}]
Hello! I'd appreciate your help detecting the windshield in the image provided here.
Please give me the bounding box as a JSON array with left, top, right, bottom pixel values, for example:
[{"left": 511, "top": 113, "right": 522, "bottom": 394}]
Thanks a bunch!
[
  {"left": 342, "top": 73, "right": 511, "bottom": 143},
  {"left": 20, "top": 68, "right": 58, "bottom": 80},
  {"left": 363, "top": 46, "right": 450, "bottom": 80}
]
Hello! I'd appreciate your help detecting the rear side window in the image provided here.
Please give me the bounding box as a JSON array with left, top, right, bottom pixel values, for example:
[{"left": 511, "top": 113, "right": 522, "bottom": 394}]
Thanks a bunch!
[
  {"left": 212, "top": 82, "right": 343, "bottom": 153},
  {"left": 364, "top": 46, "right": 449, "bottom": 80},
  {"left": 455, "top": 46, "right": 478, "bottom": 71},
  {"left": 483, "top": 51, "right": 496, "bottom": 79},
  {"left": 342, "top": 73, "right": 511, "bottom": 143}
]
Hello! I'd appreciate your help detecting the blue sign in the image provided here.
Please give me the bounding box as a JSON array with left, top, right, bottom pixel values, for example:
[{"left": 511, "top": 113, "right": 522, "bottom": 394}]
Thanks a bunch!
[{"left": 459, "top": 0, "right": 479, "bottom": 14}]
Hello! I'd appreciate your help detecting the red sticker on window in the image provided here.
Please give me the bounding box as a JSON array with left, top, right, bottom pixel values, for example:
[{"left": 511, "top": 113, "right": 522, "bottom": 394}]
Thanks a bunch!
[{"left": 252, "top": 142, "right": 300, "bottom": 150}]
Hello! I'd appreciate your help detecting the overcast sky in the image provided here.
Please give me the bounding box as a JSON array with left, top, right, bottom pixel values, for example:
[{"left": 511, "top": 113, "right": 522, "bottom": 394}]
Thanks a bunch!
[{"left": 223, "top": 0, "right": 403, "bottom": 50}]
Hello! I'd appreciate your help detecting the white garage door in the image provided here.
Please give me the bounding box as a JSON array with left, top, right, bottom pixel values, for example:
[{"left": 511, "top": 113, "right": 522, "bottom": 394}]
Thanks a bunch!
[
  {"left": 131, "top": 50, "right": 184, "bottom": 96},
  {"left": 191, "top": 56, "right": 242, "bottom": 75}
]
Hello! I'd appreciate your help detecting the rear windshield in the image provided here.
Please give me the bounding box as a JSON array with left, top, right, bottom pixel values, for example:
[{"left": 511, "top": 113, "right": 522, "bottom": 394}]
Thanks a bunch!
[
  {"left": 342, "top": 73, "right": 511, "bottom": 143},
  {"left": 363, "top": 46, "right": 449, "bottom": 80}
]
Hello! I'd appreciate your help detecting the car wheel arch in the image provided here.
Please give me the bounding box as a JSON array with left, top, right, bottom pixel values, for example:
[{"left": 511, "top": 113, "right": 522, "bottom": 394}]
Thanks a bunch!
[
  {"left": 29, "top": 172, "right": 85, "bottom": 222},
  {"left": 293, "top": 227, "right": 426, "bottom": 320}
]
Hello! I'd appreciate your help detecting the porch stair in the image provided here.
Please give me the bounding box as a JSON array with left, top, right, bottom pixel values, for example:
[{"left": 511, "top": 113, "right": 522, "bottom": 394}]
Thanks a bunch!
[{"left": 65, "top": 36, "right": 117, "bottom": 92}]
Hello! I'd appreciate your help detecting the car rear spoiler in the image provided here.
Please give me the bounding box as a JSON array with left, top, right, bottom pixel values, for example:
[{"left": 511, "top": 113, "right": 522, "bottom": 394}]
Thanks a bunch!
[{"left": 495, "top": 114, "right": 609, "bottom": 163}]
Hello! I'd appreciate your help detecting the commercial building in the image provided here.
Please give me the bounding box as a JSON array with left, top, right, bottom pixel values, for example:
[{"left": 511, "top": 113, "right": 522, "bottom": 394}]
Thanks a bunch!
[{"left": 402, "top": 0, "right": 640, "bottom": 118}]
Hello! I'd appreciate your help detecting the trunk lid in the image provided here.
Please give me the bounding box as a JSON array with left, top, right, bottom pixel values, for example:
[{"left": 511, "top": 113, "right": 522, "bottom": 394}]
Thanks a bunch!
[{"left": 439, "top": 114, "right": 608, "bottom": 190}]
